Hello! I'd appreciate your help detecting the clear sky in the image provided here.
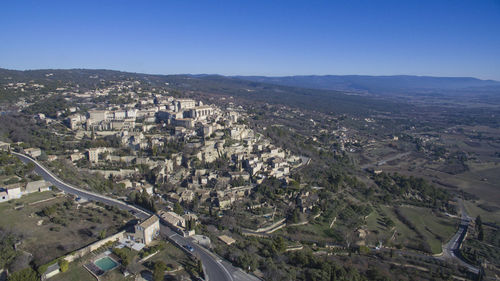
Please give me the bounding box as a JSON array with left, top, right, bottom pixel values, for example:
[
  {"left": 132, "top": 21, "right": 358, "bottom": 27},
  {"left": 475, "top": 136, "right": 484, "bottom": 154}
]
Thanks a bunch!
[{"left": 1, "top": 0, "right": 499, "bottom": 80}]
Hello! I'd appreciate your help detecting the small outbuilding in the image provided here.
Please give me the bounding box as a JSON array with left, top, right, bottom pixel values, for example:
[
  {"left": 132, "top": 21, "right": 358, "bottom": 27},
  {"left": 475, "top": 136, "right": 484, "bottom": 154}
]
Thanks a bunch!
[{"left": 218, "top": 235, "right": 236, "bottom": 245}]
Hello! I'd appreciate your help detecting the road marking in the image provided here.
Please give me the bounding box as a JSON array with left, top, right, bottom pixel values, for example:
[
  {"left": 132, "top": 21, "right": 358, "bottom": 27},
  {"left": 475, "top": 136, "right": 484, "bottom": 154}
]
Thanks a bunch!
[
  {"left": 193, "top": 243, "right": 234, "bottom": 281},
  {"left": 217, "top": 260, "right": 234, "bottom": 281}
]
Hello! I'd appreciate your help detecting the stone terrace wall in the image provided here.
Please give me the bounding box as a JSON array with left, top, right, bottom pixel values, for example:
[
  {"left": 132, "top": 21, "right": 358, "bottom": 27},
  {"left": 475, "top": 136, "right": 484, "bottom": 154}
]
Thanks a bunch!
[{"left": 64, "top": 231, "right": 126, "bottom": 262}]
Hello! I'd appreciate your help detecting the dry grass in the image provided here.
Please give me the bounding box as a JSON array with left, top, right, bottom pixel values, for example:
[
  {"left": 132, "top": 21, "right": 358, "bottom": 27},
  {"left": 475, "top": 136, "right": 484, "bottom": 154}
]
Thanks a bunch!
[{"left": 0, "top": 191, "right": 132, "bottom": 266}]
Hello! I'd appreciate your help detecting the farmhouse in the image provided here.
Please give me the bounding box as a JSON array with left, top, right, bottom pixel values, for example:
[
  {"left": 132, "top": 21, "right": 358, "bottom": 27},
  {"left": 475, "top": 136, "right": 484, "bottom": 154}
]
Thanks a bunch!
[
  {"left": 218, "top": 235, "right": 236, "bottom": 245},
  {"left": 5, "top": 183, "right": 22, "bottom": 200},
  {"left": 24, "top": 147, "right": 42, "bottom": 158},
  {"left": 134, "top": 215, "right": 160, "bottom": 245},
  {"left": 25, "top": 180, "right": 51, "bottom": 193}
]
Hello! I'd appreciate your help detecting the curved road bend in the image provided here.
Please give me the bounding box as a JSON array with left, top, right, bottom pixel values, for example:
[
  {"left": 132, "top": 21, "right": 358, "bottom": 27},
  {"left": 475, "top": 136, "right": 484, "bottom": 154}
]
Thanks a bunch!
[
  {"left": 13, "top": 152, "right": 151, "bottom": 219},
  {"left": 379, "top": 199, "right": 479, "bottom": 275},
  {"left": 13, "top": 152, "right": 258, "bottom": 281},
  {"left": 440, "top": 199, "right": 479, "bottom": 274}
]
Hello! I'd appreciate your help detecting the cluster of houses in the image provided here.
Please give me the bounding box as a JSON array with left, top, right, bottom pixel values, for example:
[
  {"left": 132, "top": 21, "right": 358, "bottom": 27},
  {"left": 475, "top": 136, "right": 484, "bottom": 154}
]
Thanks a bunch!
[
  {"left": 0, "top": 180, "right": 52, "bottom": 203},
  {"left": 67, "top": 96, "right": 218, "bottom": 134},
  {"left": 55, "top": 93, "right": 303, "bottom": 211},
  {"left": 157, "top": 210, "right": 198, "bottom": 235},
  {"left": 2, "top": 77, "right": 334, "bottom": 280},
  {"left": 8, "top": 80, "right": 305, "bottom": 225}
]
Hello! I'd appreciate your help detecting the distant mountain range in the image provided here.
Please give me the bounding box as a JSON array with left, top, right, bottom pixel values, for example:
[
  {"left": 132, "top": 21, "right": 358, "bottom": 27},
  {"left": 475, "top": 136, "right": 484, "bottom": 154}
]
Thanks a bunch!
[
  {"left": 0, "top": 68, "right": 411, "bottom": 114},
  {"left": 234, "top": 75, "right": 500, "bottom": 96},
  {"left": 2, "top": 68, "right": 499, "bottom": 115},
  {"left": 2, "top": 67, "right": 498, "bottom": 96}
]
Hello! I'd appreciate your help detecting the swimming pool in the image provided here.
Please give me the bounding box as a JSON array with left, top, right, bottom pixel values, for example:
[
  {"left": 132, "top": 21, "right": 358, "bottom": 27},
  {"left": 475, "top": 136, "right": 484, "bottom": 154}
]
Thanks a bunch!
[{"left": 94, "top": 257, "right": 118, "bottom": 271}]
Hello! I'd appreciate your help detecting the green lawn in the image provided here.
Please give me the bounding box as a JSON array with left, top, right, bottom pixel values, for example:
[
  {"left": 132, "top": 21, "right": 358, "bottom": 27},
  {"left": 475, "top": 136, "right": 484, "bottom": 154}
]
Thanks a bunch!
[
  {"left": 103, "top": 269, "right": 135, "bottom": 281},
  {"left": 54, "top": 263, "right": 96, "bottom": 281},
  {"left": 282, "top": 219, "right": 335, "bottom": 243},
  {"left": 0, "top": 190, "right": 56, "bottom": 210},
  {"left": 397, "top": 206, "right": 457, "bottom": 254},
  {"left": 379, "top": 206, "right": 419, "bottom": 243},
  {"left": 366, "top": 206, "right": 455, "bottom": 254},
  {"left": 148, "top": 242, "right": 189, "bottom": 269},
  {"left": 365, "top": 210, "right": 380, "bottom": 230},
  {"left": 365, "top": 207, "right": 398, "bottom": 245},
  {"left": 123, "top": 241, "right": 193, "bottom": 279}
]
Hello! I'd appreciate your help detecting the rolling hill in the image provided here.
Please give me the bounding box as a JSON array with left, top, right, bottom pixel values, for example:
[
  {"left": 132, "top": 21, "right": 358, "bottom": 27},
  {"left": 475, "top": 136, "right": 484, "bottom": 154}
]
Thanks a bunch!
[{"left": 234, "top": 75, "right": 500, "bottom": 96}]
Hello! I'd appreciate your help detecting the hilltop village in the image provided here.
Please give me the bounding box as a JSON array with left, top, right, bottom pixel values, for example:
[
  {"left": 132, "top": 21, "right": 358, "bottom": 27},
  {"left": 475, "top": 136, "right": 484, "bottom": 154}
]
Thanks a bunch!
[
  {"left": 1, "top": 79, "right": 306, "bottom": 235},
  {"left": 1, "top": 73, "right": 498, "bottom": 281}
]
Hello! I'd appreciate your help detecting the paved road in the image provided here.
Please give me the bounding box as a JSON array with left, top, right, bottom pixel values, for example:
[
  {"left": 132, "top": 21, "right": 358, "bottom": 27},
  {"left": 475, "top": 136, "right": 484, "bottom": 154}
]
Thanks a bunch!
[
  {"left": 13, "top": 152, "right": 259, "bottom": 281},
  {"left": 370, "top": 200, "right": 480, "bottom": 275},
  {"left": 14, "top": 152, "right": 152, "bottom": 219},
  {"left": 440, "top": 199, "right": 479, "bottom": 274},
  {"left": 164, "top": 229, "right": 232, "bottom": 281}
]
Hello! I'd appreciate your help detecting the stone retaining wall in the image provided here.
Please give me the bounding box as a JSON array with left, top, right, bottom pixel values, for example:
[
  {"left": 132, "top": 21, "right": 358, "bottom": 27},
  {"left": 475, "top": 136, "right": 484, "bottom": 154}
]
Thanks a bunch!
[{"left": 64, "top": 230, "right": 126, "bottom": 262}]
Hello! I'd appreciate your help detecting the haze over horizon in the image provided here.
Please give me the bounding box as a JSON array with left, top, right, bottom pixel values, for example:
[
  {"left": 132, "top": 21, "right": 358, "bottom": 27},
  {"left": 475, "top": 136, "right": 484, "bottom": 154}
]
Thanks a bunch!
[
  {"left": 1, "top": 0, "right": 500, "bottom": 80},
  {"left": 2, "top": 67, "right": 500, "bottom": 83}
]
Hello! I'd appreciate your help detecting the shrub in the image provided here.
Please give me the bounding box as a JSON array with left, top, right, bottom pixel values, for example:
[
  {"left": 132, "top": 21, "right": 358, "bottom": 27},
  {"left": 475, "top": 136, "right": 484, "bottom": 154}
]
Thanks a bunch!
[
  {"left": 7, "top": 267, "right": 38, "bottom": 281},
  {"left": 359, "top": 245, "right": 371, "bottom": 254},
  {"left": 58, "top": 259, "right": 69, "bottom": 272},
  {"left": 153, "top": 261, "right": 167, "bottom": 281},
  {"left": 112, "top": 248, "right": 132, "bottom": 267}
]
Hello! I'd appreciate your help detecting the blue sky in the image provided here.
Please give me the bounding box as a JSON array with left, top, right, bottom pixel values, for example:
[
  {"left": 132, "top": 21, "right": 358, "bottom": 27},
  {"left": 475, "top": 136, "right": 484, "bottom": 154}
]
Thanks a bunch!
[{"left": 1, "top": 0, "right": 499, "bottom": 80}]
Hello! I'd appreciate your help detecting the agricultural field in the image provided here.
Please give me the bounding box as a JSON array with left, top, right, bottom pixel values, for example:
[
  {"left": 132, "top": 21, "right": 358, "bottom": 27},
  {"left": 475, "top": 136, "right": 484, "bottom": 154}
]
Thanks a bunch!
[
  {"left": 357, "top": 142, "right": 400, "bottom": 166},
  {"left": 463, "top": 200, "right": 500, "bottom": 225},
  {"left": 366, "top": 206, "right": 418, "bottom": 248},
  {"left": 366, "top": 206, "right": 458, "bottom": 254},
  {"left": 397, "top": 206, "right": 457, "bottom": 254},
  {"left": 283, "top": 218, "right": 339, "bottom": 244},
  {"left": 361, "top": 126, "right": 500, "bottom": 227}
]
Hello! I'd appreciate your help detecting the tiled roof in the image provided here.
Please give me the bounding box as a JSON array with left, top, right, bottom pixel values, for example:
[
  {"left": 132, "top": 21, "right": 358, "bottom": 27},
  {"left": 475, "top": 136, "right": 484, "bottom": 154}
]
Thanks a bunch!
[{"left": 139, "top": 215, "right": 159, "bottom": 229}]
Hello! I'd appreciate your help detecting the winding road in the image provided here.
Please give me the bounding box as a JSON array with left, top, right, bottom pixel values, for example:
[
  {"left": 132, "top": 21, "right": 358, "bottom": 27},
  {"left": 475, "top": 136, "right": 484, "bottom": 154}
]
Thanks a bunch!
[
  {"left": 19, "top": 149, "right": 477, "bottom": 278},
  {"left": 439, "top": 199, "right": 479, "bottom": 274},
  {"left": 13, "top": 152, "right": 259, "bottom": 281}
]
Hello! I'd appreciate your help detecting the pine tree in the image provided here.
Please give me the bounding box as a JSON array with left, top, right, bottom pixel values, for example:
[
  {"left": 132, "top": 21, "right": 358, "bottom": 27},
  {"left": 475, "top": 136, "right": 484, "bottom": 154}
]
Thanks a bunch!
[{"left": 478, "top": 228, "right": 484, "bottom": 241}]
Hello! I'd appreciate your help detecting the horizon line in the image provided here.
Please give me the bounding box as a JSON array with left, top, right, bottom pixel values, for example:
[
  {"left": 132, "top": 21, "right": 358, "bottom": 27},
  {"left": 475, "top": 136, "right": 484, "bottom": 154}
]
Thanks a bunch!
[{"left": 1, "top": 66, "right": 499, "bottom": 82}]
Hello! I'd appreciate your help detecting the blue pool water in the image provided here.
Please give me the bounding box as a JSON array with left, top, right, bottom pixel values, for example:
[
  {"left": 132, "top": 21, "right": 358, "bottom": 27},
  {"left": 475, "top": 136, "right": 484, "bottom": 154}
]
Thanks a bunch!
[{"left": 94, "top": 257, "right": 118, "bottom": 271}]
